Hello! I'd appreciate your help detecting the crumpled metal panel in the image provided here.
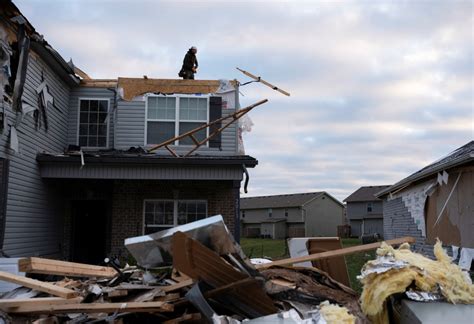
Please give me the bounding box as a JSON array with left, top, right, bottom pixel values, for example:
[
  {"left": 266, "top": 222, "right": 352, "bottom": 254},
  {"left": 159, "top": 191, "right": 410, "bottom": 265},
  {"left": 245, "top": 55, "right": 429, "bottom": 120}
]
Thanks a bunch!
[{"left": 124, "top": 215, "right": 244, "bottom": 268}]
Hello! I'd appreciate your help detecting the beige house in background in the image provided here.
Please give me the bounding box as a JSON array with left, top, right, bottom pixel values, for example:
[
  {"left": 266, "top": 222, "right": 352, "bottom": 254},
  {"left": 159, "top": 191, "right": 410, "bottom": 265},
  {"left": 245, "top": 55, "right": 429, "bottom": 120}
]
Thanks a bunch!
[{"left": 240, "top": 192, "right": 345, "bottom": 239}]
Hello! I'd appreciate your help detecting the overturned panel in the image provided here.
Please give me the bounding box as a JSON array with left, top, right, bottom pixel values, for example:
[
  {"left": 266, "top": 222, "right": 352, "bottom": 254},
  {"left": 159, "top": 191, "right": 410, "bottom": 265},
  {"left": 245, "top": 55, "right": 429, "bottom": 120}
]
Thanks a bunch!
[{"left": 125, "top": 215, "right": 245, "bottom": 268}]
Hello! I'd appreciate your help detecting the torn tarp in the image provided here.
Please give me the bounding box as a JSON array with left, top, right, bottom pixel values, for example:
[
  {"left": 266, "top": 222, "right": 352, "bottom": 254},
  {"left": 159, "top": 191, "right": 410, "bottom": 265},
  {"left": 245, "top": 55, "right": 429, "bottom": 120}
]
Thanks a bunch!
[{"left": 125, "top": 215, "right": 245, "bottom": 268}]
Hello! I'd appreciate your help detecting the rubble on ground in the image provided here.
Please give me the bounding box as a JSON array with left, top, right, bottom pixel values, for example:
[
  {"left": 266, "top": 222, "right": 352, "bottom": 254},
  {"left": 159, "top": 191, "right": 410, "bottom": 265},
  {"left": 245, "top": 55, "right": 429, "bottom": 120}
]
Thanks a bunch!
[{"left": 0, "top": 216, "right": 471, "bottom": 323}]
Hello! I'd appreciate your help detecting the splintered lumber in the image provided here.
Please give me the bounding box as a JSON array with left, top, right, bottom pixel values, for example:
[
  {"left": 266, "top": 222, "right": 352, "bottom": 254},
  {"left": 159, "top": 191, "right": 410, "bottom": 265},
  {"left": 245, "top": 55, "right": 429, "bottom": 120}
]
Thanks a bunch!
[
  {"left": 236, "top": 67, "right": 290, "bottom": 96},
  {"left": 0, "top": 297, "right": 82, "bottom": 310},
  {"left": 4, "top": 301, "right": 174, "bottom": 314},
  {"left": 256, "top": 237, "right": 416, "bottom": 269},
  {"left": 0, "top": 271, "right": 78, "bottom": 299},
  {"left": 172, "top": 231, "right": 278, "bottom": 317},
  {"left": 18, "top": 257, "right": 117, "bottom": 278},
  {"left": 160, "top": 279, "right": 194, "bottom": 292}
]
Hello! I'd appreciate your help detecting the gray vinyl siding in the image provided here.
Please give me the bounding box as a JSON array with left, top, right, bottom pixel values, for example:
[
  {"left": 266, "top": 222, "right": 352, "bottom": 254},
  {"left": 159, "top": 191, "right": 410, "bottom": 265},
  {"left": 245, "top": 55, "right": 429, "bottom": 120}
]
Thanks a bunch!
[
  {"left": 115, "top": 98, "right": 238, "bottom": 155},
  {"left": 68, "top": 87, "right": 116, "bottom": 148},
  {"left": 304, "top": 195, "right": 344, "bottom": 237},
  {"left": 1, "top": 53, "right": 71, "bottom": 257},
  {"left": 346, "top": 201, "right": 383, "bottom": 220},
  {"left": 240, "top": 207, "right": 302, "bottom": 224}
]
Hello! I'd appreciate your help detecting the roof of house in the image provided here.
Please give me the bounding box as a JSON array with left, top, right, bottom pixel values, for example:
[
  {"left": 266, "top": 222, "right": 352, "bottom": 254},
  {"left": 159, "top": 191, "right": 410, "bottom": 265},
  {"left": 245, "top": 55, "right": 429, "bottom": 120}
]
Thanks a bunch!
[
  {"left": 377, "top": 140, "right": 474, "bottom": 197},
  {"left": 2, "top": 0, "right": 79, "bottom": 85},
  {"left": 37, "top": 151, "right": 258, "bottom": 167},
  {"left": 241, "top": 192, "right": 333, "bottom": 209},
  {"left": 80, "top": 78, "right": 238, "bottom": 101},
  {"left": 343, "top": 185, "right": 391, "bottom": 203}
]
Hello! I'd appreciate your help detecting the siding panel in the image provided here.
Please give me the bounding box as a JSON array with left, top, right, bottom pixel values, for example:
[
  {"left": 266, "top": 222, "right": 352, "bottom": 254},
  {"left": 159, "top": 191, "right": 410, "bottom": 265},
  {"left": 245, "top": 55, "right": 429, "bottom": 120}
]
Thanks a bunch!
[{"left": 0, "top": 52, "right": 71, "bottom": 257}]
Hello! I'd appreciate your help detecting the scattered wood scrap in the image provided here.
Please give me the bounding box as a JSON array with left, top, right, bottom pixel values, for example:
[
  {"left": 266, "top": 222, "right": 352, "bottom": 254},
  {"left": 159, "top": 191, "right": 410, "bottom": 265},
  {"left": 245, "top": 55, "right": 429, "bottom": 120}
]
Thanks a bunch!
[
  {"left": 0, "top": 271, "right": 78, "bottom": 299},
  {"left": 256, "top": 236, "right": 416, "bottom": 269},
  {"left": 18, "top": 257, "right": 118, "bottom": 278}
]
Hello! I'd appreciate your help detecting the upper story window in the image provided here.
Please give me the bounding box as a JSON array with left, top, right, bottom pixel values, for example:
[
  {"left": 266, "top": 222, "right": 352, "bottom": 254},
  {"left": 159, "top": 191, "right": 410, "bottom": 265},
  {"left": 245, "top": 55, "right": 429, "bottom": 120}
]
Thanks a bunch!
[
  {"left": 268, "top": 208, "right": 273, "bottom": 217},
  {"left": 78, "top": 99, "right": 109, "bottom": 148},
  {"left": 367, "top": 202, "right": 373, "bottom": 213},
  {"left": 146, "top": 96, "right": 208, "bottom": 146},
  {"left": 285, "top": 209, "right": 288, "bottom": 217},
  {"left": 242, "top": 210, "right": 246, "bottom": 218}
]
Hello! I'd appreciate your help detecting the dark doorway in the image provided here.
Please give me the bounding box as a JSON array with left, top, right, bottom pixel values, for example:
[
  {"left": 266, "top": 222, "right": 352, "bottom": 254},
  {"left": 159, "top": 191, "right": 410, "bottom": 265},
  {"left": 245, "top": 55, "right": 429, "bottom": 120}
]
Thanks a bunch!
[{"left": 70, "top": 200, "right": 108, "bottom": 265}]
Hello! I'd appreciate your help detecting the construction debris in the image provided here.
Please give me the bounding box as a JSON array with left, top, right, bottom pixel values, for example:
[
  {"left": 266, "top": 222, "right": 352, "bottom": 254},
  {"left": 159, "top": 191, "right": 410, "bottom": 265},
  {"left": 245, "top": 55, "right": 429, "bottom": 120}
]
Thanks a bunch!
[
  {"left": 359, "top": 239, "right": 474, "bottom": 324},
  {"left": 1, "top": 215, "right": 469, "bottom": 323}
]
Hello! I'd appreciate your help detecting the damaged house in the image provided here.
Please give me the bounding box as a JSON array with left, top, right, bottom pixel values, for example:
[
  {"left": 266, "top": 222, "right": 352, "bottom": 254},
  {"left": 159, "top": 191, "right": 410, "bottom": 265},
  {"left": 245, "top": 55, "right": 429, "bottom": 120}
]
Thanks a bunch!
[
  {"left": 376, "top": 140, "right": 474, "bottom": 259},
  {"left": 0, "top": 1, "right": 257, "bottom": 264}
]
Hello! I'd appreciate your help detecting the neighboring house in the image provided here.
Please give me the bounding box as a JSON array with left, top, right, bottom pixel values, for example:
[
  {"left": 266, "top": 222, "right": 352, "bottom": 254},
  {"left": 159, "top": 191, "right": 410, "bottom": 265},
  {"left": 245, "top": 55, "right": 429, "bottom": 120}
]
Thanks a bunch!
[
  {"left": 343, "top": 185, "right": 390, "bottom": 238},
  {"left": 0, "top": 1, "right": 256, "bottom": 264},
  {"left": 377, "top": 141, "right": 474, "bottom": 256},
  {"left": 240, "top": 192, "right": 345, "bottom": 239}
]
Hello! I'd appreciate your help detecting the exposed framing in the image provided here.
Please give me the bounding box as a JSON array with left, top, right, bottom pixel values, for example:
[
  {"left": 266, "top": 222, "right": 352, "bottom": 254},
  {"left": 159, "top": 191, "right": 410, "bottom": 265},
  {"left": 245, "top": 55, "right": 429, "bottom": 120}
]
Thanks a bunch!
[
  {"left": 76, "top": 97, "right": 111, "bottom": 149},
  {"left": 142, "top": 199, "right": 208, "bottom": 234},
  {"left": 144, "top": 94, "right": 210, "bottom": 147}
]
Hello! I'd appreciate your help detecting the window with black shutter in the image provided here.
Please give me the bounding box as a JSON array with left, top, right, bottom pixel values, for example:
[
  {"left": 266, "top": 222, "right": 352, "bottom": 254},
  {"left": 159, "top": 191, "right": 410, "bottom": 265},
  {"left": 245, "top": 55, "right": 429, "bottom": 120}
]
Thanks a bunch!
[{"left": 209, "top": 96, "right": 222, "bottom": 149}]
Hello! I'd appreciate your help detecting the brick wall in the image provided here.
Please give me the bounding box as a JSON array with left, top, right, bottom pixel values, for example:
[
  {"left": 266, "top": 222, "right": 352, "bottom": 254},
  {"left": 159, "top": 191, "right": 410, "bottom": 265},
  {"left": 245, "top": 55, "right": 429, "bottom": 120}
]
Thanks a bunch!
[
  {"left": 110, "top": 180, "right": 237, "bottom": 259},
  {"left": 383, "top": 197, "right": 437, "bottom": 257}
]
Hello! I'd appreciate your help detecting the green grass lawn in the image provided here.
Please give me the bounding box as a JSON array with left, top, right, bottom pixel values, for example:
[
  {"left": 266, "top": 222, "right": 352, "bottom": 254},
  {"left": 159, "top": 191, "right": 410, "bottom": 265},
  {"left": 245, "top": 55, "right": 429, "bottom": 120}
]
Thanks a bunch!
[{"left": 241, "top": 237, "right": 375, "bottom": 293}]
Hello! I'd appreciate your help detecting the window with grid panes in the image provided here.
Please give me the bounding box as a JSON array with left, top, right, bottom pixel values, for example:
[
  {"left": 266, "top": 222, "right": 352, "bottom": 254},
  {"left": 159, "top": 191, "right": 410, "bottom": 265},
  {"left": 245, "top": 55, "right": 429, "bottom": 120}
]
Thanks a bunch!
[
  {"left": 78, "top": 99, "right": 108, "bottom": 147},
  {"left": 146, "top": 96, "right": 208, "bottom": 145},
  {"left": 143, "top": 200, "right": 207, "bottom": 234}
]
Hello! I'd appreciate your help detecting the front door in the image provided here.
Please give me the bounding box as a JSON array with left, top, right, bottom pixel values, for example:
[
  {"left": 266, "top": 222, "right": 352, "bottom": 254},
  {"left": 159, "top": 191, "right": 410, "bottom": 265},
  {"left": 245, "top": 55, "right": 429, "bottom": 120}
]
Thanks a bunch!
[{"left": 70, "top": 200, "right": 107, "bottom": 265}]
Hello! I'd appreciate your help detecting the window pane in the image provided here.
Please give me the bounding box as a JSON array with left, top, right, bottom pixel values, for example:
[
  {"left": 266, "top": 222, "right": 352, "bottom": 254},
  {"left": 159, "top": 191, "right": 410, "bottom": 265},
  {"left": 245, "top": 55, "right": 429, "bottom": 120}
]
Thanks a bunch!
[
  {"left": 99, "top": 100, "right": 108, "bottom": 112},
  {"left": 98, "top": 137, "right": 107, "bottom": 147},
  {"left": 99, "top": 113, "right": 108, "bottom": 123},
  {"left": 197, "top": 203, "right": 206, "bottom": 214},
  {"left": 80, "top": 100, "right": 89, "bottom": 111},
  {"left": 148, "top": 97, "right": 175, "bottom": 120},
  {"left": 79, "top": 125, "right": 88, "bottom": 136},
  {"left": 88, "top": 136, "right": 97, "bottom": 147},
  {"left": 89, "top": 124, "right": 97, "bottom": 136},
  {"left": 98, "top": 125, "right": 107, "bottom": 136},
  {"left": 79, "top": 136, "right": 88, "bottom": 146},
  {"left": 89, "top": 100, "right": 98, "bottom": 112},
  {"left": 179, "top": 122, "right": 206, "bottom": 145},
  {"left": 147, "top": 122, "right": 175, "bottom": 144},
  {"left": 80, "top": 112, "right": 89, "bottom": 123}
]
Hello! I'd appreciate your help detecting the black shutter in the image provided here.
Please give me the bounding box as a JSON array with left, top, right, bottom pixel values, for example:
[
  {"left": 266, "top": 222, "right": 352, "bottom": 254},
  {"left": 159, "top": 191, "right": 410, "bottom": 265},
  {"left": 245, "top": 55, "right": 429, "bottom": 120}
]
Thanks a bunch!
[
  {"left": 0, "top": 159, "right": 9, "bottom": 250},
  {"left": 209, "top": 96, "right": 222, "bottom": 148}
]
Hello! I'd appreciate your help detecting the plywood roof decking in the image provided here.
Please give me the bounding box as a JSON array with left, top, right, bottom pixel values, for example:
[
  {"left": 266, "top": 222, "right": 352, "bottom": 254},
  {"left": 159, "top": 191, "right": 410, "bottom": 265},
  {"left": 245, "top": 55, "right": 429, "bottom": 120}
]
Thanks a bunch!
[
  {"left": 79, "top": 79, "right": 118, "bottom": 88},
  {"left": 118, "top": 78, "right": 236, "bottom": 100}
]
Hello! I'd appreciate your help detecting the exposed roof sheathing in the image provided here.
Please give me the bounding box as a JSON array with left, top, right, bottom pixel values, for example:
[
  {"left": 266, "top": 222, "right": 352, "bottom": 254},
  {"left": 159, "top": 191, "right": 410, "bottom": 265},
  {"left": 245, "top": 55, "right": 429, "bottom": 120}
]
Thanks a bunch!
[
  {"left": 343, "top": 185, "right": 390, "bottom": 202},
  {"left": 117, "top": 78, "right": 234, "bottom": 100}
]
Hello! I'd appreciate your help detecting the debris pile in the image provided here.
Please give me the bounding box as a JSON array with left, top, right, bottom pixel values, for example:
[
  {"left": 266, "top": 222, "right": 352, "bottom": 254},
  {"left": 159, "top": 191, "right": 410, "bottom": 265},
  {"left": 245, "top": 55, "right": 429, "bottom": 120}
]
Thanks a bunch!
[
  {"left": 359, "top": 239, "right": 474, "bottom": 324},
  {"left": 0, "top": 216, "right": 367, "bottom": 323}
]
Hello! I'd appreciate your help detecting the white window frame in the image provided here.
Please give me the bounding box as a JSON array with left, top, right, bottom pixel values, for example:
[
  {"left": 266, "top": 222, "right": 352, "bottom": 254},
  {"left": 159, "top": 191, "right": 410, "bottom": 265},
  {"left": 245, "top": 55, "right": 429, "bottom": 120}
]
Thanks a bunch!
[
  {"left": 142, "top": 199, "right": 208, "bottom": 234},
  {"left": 367, "top": 202, "right": 373, "bottom": 213},
  {"left": 144, "top": 94, "right": 210, "bottom": 147},
  {"left": 76, "top": 97, "right": 110, "bottom": 149}
]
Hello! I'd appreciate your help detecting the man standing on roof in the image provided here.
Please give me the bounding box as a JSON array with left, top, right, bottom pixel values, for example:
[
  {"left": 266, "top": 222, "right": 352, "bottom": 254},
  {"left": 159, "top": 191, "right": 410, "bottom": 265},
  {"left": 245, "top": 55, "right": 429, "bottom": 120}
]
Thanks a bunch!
[{"left": 179, "top": 46, "right": 198, "bottom": 80}]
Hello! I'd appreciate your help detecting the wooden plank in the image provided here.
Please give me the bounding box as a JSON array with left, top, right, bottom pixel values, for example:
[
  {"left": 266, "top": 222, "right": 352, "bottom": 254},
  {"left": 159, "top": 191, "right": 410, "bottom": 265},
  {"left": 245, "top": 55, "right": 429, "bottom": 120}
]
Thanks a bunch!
[
  {"left": 18, "top": 257, "right": 117, "bottom": 278},
  {"left": 107, "top": 289, "right": 128, "bottom": 298},
  {"left": 4, "top": 301, "right": 174, "bottom": 314},
  {"left": 0, "top": 297, "right": 82, "bottom": 310},
  {"left": 236, "top": 67, "right": 290, "bottom": 96},
  {"left": 163, "top": 313, "right": 201, "bottom": 324},
  {"left": 256, "top": 237, "right": 416, "bottom": 269},
  {"left": 0, "top": 271, "right": 78, "bottom": 299},
  {"left": 160, "top": 279, "right": 194, "bottom": 292}
]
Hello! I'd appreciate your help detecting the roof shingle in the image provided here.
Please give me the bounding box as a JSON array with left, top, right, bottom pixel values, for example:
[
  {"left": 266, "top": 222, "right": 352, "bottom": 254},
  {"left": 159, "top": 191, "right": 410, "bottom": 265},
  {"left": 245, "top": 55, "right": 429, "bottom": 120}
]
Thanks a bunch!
[{"left": 343, "top": 186, "right": 390, "bottom": 202}]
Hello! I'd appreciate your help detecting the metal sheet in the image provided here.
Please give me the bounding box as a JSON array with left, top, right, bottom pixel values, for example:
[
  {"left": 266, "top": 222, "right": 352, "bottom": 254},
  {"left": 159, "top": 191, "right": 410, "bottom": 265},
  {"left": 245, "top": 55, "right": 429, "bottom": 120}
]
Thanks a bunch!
[{"left": 124, "top": 215, "right": 244, "bottom": 267}]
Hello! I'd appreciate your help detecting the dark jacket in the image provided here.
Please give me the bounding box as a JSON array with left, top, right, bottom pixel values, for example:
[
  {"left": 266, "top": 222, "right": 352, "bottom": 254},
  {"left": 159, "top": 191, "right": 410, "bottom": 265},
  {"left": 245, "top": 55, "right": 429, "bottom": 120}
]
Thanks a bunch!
[{"left": 182, "top": 50, "right": 198, "bottom": 72}]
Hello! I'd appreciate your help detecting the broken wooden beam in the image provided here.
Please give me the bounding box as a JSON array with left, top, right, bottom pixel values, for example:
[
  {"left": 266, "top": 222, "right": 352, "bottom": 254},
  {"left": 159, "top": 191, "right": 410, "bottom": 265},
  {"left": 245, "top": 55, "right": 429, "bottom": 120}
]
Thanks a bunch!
[
  {"left": 18, "top": 257, "right": 118, "bottom": 278},
  {"left": 160, "top": 279, "right": 194, "bottom": 293},
  {"left": 0, "top": 297, "right": 82, "bottom": 310},
  {"left": 0, "top": 271, "right": 78, "bottom": 299},
  {"left": 236, "top": 67, "right": 290, "bottom": 96},
  {"left": 256, "top": 237, "right": 416, "bottom": 269},
  {"left": 4, "top": 301, "right": 174, "bottom": 314}
]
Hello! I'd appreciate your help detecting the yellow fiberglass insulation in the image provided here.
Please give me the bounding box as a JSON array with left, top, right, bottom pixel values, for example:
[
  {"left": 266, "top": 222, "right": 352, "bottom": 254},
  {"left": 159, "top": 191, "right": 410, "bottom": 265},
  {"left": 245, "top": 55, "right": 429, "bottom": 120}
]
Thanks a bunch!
[
  {"left": 319, "top": 301, "right": 355, "bottom": 324},
  {"left": 360, "top": 240, "right": 474, "bottom": 323}
]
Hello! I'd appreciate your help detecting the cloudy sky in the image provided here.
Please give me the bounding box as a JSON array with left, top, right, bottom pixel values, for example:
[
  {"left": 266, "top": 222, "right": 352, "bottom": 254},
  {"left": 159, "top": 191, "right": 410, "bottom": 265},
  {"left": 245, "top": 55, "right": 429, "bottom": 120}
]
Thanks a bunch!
[{"left": 16, "top": 0, "right": 473, "bottom": 201}]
